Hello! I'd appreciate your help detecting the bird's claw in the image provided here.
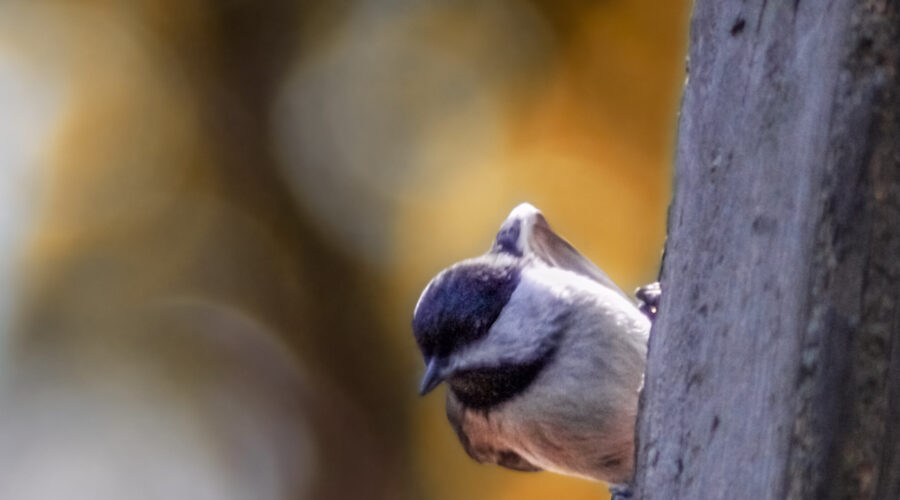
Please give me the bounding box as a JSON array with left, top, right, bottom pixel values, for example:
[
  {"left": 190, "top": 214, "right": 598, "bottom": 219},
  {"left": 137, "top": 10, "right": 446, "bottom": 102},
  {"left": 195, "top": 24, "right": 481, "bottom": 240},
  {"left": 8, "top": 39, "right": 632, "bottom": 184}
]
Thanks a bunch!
[
  {"left": 609, "top": 483, "right": 634, "bottom": 500},
  {"left": 636, "top": 281, "right": 661, "bottom": 321}
]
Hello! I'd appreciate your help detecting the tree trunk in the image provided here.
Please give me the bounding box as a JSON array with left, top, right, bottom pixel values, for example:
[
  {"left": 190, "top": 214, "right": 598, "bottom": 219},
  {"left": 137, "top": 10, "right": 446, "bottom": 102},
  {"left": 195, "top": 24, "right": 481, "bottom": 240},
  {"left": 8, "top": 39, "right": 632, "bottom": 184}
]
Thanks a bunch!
[{"left": 632, "top": 2, "right": 900, "bottom": 499}]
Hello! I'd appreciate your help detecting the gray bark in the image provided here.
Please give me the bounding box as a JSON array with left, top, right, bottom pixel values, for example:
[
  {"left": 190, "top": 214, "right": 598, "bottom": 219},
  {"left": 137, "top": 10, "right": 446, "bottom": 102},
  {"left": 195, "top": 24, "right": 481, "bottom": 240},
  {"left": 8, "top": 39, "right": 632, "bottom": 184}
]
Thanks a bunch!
[{"left": 633, "top": 2, "right": 900, "bottom": 499}]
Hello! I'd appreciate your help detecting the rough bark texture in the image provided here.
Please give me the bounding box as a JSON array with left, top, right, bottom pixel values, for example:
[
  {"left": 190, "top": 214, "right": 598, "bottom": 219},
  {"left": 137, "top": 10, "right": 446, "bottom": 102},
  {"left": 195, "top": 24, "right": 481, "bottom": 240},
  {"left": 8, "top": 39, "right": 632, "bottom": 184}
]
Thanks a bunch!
[{"left": 633, "top": 2, "right": 900, "bottom": 499}]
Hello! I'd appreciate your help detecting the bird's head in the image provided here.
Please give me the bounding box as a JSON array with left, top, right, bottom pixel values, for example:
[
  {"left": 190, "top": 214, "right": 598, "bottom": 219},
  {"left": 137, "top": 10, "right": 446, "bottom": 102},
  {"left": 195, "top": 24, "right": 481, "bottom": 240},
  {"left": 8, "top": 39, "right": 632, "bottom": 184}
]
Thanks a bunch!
[{"left": 412, "top": 203, "right": 627, "bottom": 410}]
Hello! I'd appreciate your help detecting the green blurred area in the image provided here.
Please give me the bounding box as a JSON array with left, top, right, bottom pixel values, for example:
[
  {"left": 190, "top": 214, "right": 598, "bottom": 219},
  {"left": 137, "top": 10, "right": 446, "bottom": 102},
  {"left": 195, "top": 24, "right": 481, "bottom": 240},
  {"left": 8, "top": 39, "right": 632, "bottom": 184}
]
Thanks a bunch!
[{"left": 0, "top": 1, "right": 688, "bottom": 499}]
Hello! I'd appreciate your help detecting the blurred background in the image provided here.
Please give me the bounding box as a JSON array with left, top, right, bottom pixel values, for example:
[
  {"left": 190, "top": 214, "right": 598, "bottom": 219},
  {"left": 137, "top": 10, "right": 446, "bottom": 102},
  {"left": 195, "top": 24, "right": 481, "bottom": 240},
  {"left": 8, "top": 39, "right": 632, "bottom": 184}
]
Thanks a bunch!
[{"left": 0, "top": 1, "right": 688, "bottom": 499}]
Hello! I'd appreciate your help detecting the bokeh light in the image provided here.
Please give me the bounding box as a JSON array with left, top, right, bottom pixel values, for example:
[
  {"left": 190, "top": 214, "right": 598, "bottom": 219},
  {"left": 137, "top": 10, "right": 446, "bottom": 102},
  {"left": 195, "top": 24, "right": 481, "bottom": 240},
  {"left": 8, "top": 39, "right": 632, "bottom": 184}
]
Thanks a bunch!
[{"left": 0, "top": 1, "right": 688, "bottom": 499}]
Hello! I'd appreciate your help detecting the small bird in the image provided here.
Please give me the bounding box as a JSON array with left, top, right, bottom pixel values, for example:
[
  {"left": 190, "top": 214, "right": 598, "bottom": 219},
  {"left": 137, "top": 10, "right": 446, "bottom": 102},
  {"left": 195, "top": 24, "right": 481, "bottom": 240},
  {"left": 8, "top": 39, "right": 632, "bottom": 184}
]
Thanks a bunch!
[{"left": 412, "top": 203, "right": 653, "bottom": 485}]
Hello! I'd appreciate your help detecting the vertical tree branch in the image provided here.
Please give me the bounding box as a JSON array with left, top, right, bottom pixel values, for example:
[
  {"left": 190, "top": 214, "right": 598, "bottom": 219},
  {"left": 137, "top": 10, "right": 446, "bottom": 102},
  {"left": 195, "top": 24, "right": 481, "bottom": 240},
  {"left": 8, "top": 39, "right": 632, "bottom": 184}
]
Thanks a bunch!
[{"left": 633, "top": 1, "right": 900, "bottom": 498}]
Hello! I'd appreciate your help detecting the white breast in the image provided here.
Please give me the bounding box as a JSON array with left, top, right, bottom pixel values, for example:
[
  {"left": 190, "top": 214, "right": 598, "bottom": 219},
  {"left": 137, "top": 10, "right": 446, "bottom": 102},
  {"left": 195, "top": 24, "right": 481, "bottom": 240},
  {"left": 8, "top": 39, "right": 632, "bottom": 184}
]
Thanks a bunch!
[{"left": 450, "top": 265, "right": 650, "bottom": 484}]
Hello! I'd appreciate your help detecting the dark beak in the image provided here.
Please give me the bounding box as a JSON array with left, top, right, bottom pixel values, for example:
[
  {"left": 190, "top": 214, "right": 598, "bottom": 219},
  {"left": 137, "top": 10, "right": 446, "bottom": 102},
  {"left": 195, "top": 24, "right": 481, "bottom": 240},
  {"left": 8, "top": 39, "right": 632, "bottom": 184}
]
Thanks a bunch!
[{"left": 418, "top": 358, "right": 444, "bottom": 396}]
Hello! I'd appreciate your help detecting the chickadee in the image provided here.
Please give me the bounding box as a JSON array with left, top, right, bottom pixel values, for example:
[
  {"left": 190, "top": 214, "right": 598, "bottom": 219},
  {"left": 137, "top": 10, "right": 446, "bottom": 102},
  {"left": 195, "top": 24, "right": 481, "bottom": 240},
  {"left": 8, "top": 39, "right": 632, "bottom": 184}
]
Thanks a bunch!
[{"left": 412, "top": 203, "right": 652, "bottom": 485}]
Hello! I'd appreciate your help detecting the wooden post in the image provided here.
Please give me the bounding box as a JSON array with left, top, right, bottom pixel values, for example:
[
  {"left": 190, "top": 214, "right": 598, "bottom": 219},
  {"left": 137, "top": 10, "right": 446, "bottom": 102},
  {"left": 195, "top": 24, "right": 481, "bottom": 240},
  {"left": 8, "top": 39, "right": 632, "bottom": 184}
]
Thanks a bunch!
[{"left": 632, "top": 2, "right": 900, "bottom": 499}]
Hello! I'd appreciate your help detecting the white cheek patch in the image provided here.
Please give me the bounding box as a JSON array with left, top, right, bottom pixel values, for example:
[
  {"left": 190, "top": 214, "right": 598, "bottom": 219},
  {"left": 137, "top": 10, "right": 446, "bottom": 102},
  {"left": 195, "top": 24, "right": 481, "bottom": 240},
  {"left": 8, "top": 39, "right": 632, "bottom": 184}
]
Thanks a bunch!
[{"left": 450, "top": 265, "right": 644, "bottom": 373}]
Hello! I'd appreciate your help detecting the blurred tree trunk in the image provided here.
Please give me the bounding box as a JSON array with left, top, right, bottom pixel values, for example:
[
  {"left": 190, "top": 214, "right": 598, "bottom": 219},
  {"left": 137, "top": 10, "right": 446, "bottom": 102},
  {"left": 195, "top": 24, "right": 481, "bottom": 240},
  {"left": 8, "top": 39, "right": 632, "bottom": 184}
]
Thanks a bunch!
[{"left": 633, "top": 2, "right": 900, "bottom": 499}]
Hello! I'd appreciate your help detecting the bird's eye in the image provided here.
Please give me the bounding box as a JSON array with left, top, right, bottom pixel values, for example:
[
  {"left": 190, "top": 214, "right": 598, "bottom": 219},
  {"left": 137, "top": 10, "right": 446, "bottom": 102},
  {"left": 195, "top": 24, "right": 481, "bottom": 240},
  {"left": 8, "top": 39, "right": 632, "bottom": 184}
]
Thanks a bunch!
[
  {"left": 412, "top": 257, "right": 522, "bottom": 360},
  {"left": 416, "top": 336, "right": 436, "bottom": 359}
]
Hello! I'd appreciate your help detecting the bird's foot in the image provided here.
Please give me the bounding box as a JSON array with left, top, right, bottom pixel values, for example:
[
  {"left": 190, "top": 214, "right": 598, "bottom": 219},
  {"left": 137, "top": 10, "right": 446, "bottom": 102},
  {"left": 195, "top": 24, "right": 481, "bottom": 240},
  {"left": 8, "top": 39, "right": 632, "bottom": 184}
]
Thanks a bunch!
[
  {"left": 636, "top": 281, "right": 661, "bottom": 321},
  {"left": 609, "top": 483, "right": 633, "bottom": 500}
]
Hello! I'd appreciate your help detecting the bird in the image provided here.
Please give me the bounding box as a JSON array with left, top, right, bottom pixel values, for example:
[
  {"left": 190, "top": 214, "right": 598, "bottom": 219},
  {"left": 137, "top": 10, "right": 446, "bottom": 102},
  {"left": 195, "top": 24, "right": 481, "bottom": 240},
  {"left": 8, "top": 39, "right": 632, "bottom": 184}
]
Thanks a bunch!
[{"left": 412, "top": 203, "right": 654, "bottom": 486}]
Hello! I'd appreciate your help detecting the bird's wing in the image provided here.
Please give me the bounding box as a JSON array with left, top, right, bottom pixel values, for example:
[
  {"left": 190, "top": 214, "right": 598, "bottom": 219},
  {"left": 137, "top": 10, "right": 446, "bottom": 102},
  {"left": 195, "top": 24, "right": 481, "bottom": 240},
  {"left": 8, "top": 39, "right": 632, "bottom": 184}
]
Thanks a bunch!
[{"left": 492, "top": 203, "right": 630, "bottom": 300}]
